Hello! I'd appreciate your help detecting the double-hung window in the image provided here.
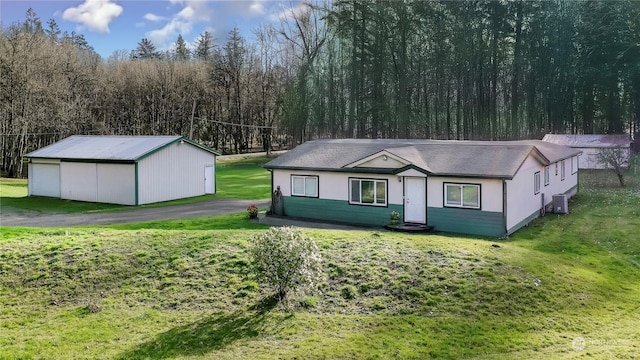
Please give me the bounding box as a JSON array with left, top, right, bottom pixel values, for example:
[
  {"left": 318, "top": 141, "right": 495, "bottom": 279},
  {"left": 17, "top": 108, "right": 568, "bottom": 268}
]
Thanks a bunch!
[
  {"left": 291, "top": 175, "right": 318, "bottom": 197},
  {"left": 444, "top": 183, "right": 480, "bottom": 209},
  {"left": 571, "top": 156, "right": 575, "bottom": 174},
  {"left": 561, "top": 160, "right": 566, "bottom": 180},
  {"left": 349, "top": 178, "right": 386, "bottom": 206},
  {"left": 544, "top": 166, "right": 550, "bottom": 186},
  {"left": 534, "top": 171, "right": 541, "bottom": 194}
]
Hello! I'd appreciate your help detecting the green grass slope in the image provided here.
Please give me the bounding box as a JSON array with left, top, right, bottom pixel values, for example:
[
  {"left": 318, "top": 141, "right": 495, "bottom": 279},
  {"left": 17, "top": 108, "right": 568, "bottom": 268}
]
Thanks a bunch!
[{"left": 0, "top": 170, "right": 638, "bottom": 359}]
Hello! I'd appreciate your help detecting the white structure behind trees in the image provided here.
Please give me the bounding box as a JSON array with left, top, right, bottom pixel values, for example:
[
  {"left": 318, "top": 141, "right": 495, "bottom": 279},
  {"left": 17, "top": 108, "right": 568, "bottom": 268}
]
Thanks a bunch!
[{"left": 542, "top": 134, "right": 633, "bottom": 169}]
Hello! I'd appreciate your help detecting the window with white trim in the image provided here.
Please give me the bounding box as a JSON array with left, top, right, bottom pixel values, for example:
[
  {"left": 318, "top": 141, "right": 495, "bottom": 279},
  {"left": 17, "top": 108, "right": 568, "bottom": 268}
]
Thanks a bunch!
[
  {"left": 349, "top": 178, "right": 387, "bottom": 206},
  {"left": 544, "top": 166, "right": 550, "bottom": 186},
  {"left": 534, "top": 171, "right": 541, "bottom": 194},
  {"left": 571, "top": 156, "right": 575, "bottom": 174},
  {"left": 291, "top": 175, "right": 318, "bottom": 197},
  {"left": 561, "top": 160, "right": 566, "bottom": 180},
  {"left": 444, "top": 183, "right": 480, "bottom": 209}
]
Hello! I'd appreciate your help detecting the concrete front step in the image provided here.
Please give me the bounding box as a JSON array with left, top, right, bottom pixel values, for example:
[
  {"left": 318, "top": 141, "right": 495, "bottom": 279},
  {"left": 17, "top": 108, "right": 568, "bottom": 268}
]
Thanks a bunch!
[{"left": 384, "top": 222, "right": 435, "bottom": 233}]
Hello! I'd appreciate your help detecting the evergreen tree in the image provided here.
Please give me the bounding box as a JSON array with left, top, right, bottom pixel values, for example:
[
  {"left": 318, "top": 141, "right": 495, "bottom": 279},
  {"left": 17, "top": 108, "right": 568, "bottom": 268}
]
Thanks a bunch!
[
  {"left": 45, "top": 19, "right": 61, "bottom": 43},
  {"left": 173, "top": 34, "right": 190, "bottom": 61},
  {"left": 195, "top": 31, "right": 214, "bottom": 61},
  {"left": 130, "top": 38, "right": 160, "bottom": 60}
]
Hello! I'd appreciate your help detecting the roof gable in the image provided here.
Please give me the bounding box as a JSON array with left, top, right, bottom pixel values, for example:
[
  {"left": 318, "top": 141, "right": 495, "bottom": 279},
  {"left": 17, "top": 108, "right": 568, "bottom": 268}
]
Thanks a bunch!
[
  {"left": 344, "top": 150, "right": 410, "bottom": 169},
  {"left": 26, "top": 135, "right": 219, "bottom": 161}
]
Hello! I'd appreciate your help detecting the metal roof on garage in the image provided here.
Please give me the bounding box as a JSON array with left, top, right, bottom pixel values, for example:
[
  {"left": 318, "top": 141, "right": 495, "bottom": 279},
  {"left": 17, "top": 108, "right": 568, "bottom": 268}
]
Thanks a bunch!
[{"left": 26, "top": 135, "right": 219, "bottom": 161}]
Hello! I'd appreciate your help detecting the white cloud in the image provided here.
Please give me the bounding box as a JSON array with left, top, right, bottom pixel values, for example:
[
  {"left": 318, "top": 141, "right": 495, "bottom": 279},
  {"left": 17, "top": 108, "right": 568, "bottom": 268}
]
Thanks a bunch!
[
  {"left": 144, "top": 13, "right": 166, "bottom": 22},
  {"left": 62, "top": 0, "right": 123, "bottom": 33},
  {"left": 146, "top": 0, "right": 210, "bottom": 50},
  {"left": 268, "top": 2, "right": 311, "bottom": 23},
  {"left": 249, "top": 1, "right": 265, "bottom": 16}
]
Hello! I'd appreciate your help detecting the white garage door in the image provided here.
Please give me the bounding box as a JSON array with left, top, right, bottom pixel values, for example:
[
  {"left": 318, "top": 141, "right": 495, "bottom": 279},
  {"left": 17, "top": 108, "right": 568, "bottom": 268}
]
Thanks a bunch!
[
  {"left": 60, "top": 162, "right": 98, "bottom": 202},
  {"left": 29, "top": 163, "right": 61, "bottom": 197},
  {"left": 97, "top": 163, "right": 135, "bottom": 205}
]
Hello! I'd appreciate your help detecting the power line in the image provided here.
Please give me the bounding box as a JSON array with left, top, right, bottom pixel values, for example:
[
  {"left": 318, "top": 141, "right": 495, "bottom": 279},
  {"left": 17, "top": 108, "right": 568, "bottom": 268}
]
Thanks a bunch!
[
  {"left": 195, "top": 117, "right": 277, "bottom": 129},
  {"left": 0, "top": 130, "right": 101, "bottom": 136}
]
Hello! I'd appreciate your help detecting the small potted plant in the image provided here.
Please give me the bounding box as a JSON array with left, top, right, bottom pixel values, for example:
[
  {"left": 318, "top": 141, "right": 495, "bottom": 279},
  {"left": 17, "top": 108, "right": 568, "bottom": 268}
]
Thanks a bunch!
[
  {"left": 390, "top": 211, "right": 400, "bottom": 225},
  {"left": 247, "top": 204, "right": 259, "bottom": 219}
]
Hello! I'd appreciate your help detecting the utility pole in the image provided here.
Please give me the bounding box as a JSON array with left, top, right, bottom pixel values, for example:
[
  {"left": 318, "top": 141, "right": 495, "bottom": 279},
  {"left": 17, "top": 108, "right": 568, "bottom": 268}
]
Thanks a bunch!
[{"left": 189, "top": 99, "right": 196, "bottom": 139}]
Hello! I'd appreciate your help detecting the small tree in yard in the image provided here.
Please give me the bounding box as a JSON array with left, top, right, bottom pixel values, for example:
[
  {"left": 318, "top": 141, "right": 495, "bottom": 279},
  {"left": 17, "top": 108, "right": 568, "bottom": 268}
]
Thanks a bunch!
[
  {"left": 250, "top": 227, "right": 322, "bottom": 302},
  {"left": 596, "top": 148, "right": 629, "bottom": 187}
]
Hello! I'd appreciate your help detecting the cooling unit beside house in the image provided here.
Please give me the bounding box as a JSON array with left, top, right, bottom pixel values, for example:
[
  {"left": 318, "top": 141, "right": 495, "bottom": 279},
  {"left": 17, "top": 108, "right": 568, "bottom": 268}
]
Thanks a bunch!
[{"left": 552, "top": 194, "right": 568, "bottom": 214}]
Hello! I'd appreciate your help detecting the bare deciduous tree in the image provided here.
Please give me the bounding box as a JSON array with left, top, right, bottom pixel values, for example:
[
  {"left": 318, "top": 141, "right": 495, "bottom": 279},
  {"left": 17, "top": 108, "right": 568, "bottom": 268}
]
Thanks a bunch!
[{"left": 596, "top": 148, "right": 629, "bottom": 187}]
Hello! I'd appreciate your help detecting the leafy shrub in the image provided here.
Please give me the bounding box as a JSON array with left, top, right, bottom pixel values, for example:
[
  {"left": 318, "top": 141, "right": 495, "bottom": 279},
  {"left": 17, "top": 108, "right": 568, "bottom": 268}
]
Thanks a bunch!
[
  {"left": 299, "top": 296, "right": 319, "bottom": 308},
  {"left": 249, "top": 226, "right": 323, "bottom": 301},
  {"left": 341, "top": 285, "right": 358, "bottom": 299}
]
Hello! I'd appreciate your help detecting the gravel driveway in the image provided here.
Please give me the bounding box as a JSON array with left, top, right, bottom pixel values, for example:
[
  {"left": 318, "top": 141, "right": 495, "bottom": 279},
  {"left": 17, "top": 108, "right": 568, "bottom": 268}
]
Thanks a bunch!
[{"left": 0, "top": 198, "right": 269, "bottom": 227}]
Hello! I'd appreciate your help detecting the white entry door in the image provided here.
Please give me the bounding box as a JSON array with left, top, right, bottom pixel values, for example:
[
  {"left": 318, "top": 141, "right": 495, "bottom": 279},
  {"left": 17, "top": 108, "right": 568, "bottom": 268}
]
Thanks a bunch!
[
  {"left": 404, "top": 177, "right": 426, "bottom": 224},
  {"left": 204, "top": 165, "right": 214, "bottom": 194}
]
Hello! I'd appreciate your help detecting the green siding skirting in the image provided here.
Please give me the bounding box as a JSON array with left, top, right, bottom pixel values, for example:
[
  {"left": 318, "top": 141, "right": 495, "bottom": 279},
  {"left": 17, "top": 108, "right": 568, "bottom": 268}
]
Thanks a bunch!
[
  {"left": 282, "top": 196, "right": 403, "bottom": 226},
  {"left": 427, "top": 207, "right": 505, "bottom": 237}
]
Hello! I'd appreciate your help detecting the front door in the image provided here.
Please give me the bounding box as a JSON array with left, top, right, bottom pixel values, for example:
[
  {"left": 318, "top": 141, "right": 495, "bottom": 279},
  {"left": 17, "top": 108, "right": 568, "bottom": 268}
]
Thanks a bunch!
[
  {"left": 404, "top": 177, "right": 426, "bottom": 224},
  {"left": 204, "top": 165, "right": 214, "bottom": 194}
]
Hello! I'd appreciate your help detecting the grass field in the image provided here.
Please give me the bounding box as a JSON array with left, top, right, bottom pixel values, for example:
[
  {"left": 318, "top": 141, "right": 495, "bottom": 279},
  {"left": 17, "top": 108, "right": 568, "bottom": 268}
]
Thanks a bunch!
[
  {"left": 216, "top": 156, "right": 272, "bottom": 200},
  {"left": 0, "top": 156, "right": 271, "bottom": 215},
  {"left": 0, "top": 166, "right": 639, "bottom": 359}
]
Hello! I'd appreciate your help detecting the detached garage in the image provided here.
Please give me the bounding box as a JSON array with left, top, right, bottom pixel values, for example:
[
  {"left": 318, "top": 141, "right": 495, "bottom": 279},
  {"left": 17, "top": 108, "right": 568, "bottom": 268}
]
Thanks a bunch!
[{"left": 26, "top": 135, "right": 219, "bottom": 205}]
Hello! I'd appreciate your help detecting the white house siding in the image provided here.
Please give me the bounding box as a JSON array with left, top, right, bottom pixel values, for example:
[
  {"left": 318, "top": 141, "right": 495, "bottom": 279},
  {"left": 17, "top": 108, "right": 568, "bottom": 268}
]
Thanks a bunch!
[
  {"left": 542, "top": 156, "right": 579, "bottom": 206},
  {"left": 28, "top": 160, "right": 61, "bottom": 197},
  {"left": 137, "top": 142, "right": 215, "bottom": 205},
  {"left": 96, "top": 163, "right": 136, "bottom": 205},
  {"left": 272, "top": 169, "right": 404, "bottom": 205},
  {"left": 272, "top": 169, "right": 403, "bottom": 226},
  {"left": 60, "top": 162, "right": 98, "bottom": 202},
  {"left": 425, "top": 176, "right": 505, "bottom": 236},
  {"left": 426, "top": 177, "right": 503, "bottom": 212},
  {"left": 505, "top": 155, "right": 579, "bottom": 233}
]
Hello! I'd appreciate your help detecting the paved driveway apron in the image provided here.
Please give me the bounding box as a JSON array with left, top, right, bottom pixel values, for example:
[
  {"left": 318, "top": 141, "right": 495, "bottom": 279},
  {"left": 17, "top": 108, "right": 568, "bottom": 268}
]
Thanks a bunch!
[{"left": 0, "top": 199, "right": 269, "bottom": 227}]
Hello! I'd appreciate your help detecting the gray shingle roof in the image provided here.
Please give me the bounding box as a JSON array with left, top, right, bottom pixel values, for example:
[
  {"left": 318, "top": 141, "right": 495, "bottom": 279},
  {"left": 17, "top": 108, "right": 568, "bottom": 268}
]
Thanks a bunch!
[
  {"left": 542, "top": 134, "right": 632, "bottom": 148},
  {"left": 264, "top": 139, "right": 581, "bottom": 179},
  {"left": 26, "top": 135, "right": 218, "bottom": 161}
]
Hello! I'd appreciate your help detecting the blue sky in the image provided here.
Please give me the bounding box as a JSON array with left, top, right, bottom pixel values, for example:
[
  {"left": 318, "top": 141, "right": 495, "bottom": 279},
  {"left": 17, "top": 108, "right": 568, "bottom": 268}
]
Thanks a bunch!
[{"left": 1, "top": 0, "right": 305, "bottom": 58}]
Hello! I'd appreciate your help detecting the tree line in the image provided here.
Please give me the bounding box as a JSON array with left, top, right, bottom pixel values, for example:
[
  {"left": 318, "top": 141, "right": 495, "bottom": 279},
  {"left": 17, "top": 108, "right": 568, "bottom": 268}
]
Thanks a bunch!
[
  {"left": 2, "top": 2, "right": 639, "bottom": 177},
  {"left": 285, "top": 0, "right": 640, "bottom": 142},
  {"left": 1, "top": 10, "right": 292, "bottom": 177}
]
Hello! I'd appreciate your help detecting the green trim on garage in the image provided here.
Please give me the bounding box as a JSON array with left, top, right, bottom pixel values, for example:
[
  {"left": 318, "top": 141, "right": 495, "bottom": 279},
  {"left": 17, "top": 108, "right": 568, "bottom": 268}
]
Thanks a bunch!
[
  {"left": 282, "top": 196, "right": 402, "bottom": 226},
  {"left": 134, "top": 162, "right": 139, "bottom": 206},
  {"left": 427, "top": 207, "right": 505, "bottom": 237}
]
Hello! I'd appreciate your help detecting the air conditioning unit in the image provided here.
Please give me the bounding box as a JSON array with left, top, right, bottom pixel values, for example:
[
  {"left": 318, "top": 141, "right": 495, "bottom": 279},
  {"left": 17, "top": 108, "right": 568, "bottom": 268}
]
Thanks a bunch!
[{"left": 552, "top": 194, "right": 568, "bottom": 214}]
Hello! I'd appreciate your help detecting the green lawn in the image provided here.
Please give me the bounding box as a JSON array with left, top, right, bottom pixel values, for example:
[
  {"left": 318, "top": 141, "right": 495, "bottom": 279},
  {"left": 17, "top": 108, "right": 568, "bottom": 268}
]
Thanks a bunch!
[
  {"left": 215, "top": 156, "right": 272, "bottom": 200},
  {"left": 0, "top": 156, "right": 272, "bottom": 214},
  {"left": 0, "top": 169, "right": 638, "bottom": 359}
]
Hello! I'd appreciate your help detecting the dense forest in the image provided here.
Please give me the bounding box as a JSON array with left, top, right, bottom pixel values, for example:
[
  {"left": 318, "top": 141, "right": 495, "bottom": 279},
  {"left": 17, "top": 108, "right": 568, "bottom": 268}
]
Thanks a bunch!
[{"left": 1, "top": 1, "right": 639, "bottom": 177}]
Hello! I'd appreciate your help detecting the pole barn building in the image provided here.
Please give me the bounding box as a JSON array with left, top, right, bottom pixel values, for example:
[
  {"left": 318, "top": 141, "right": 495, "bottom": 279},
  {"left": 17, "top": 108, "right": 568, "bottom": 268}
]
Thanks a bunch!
[
  {"left": 25, "top": 135, "right": 220, "bottom": 205},
  {"left": 542, "top": 134, "right": 633, "bottom": 169}
]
